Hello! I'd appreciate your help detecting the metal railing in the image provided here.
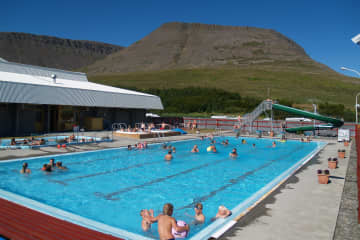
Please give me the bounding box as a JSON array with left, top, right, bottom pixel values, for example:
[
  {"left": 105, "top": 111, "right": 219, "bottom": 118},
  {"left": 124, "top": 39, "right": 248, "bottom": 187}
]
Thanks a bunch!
[{"left": 239, "top": 100, "right": 273, "bottom": 131}]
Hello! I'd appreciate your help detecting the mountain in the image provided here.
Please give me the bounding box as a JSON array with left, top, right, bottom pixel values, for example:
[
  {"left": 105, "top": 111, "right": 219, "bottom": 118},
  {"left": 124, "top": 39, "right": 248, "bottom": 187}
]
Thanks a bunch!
[
  {"left": 87, "top": 22, "right": 332, "bottom": 74},
  {"left": 0, "top": 32, "right": 123, "bottom": 70},
  {"left": 86, "top": 22, "right": 360, "bottom": 109}
]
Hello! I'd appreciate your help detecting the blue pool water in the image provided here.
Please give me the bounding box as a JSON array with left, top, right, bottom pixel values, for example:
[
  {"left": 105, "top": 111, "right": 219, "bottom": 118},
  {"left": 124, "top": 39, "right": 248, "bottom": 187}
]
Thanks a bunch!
[{"left": 0, "top": 137, "right": 324, "bottom": 239}]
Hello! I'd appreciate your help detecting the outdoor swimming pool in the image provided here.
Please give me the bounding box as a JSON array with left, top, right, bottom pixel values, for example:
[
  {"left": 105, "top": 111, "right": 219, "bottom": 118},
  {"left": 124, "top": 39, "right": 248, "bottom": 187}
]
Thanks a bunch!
[{"left": 0, "top": 137, "right": 325, "bottom": 239}]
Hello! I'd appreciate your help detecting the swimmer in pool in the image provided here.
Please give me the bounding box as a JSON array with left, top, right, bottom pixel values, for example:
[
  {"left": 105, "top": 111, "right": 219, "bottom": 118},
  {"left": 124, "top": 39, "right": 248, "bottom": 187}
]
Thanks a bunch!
[
  {"left": 221, "top": 139, "right": 229, "bottom": 146},
  {"left": 241, "top": 139, "right": 247, "bottom": 144},
  {"left": 20, "top": 162, "right": 31, "bottom": 174},
  {"left": 172, "top": 146, "right": 176, "bottom": 153},
  {"left": 272, "top": 141, "right": 276, "bottom": 148},
  {"left": 128, "top": 145, "right": 132, "bottom": 150},
  {"left": 215, "top": 205, "right": 231, "bottom": 219},
  {"left": 191, "top": 145, "right": 199, "bottom": 153},
  {"left": 56, "top": 161, "right": 68, "bottom": 170},
  {"left": 151, "top": 203, "right": 189, "bottom": 240},
  {"left": 140, "top": 209, "right": 154, "bottom": 231},
  {"left": 41, "top": 164, "right": 52, "bottom": 172},
  {"left": 165, "top": 151, "right": 173, "bottom": 161},
  {"left": 229, "top": 148, "right": 238, "bottom": 158},
  {"left": 207, "top": 145, "right": 217, "bottom": 153},
  {"left": 49, "top": 158, "right": 56, "bottom": 169},
  {"left": 194, "top": 203, "right": 205, "bottom": 224}
]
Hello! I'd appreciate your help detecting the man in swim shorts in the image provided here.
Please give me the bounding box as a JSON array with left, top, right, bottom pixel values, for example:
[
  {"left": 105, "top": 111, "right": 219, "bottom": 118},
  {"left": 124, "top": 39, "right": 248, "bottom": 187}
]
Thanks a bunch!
[{"left": 151, "top": 203, "right": 189, "bottom": 240}]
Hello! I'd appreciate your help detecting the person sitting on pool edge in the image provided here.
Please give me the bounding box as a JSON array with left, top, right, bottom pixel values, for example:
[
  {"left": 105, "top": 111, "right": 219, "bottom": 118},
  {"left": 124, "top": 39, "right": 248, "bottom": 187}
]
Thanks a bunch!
[
  {"left": 191, "top": 145, "right": 199, "bottom": 153},
  {"left": 229, "top": 148, "right": 238, "bottom": 158},
  {"left": 215, "top": 205, "right": 232, "bottom": 219},
  {"left": 150, "top": 203, "right": 189, "bottom": 240},
  {"left": 194, "top": 202, "right": 205, "bottom": 224},
  {"left": 165, "top": 150, "right": 173, "bottom": 161},
  {"left": 20, "top": 162, "right": 31, "bottom": 174},
  {"left": 140, "top": 209, "right": 154, "bottom": 231}
]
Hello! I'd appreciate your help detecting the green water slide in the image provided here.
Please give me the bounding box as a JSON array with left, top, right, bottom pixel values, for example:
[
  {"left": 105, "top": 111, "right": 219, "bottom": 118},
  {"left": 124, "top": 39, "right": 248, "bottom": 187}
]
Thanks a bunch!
[{"left": 272, "top": 103, "right": 344, "bottom": 133}]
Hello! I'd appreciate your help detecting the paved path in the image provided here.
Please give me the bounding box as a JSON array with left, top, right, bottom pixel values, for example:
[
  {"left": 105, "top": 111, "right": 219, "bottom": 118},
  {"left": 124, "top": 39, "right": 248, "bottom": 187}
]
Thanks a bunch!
[
  {"left": 221, "top": 140, "right": 352, "bottom": 240},
  {"left": 333, "top": 143, "right": 360, "bottom": 240}
]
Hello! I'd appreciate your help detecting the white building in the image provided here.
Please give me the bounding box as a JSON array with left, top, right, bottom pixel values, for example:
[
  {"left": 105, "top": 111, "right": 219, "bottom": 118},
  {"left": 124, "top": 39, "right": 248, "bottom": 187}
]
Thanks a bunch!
[{"left": 0, "top": 59, "right": 163, "bottom": 137}]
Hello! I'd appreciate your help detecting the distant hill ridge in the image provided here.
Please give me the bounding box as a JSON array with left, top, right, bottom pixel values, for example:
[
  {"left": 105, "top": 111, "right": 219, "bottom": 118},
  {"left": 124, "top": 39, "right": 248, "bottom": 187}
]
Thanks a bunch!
[
  {"left": 87, "top": 22, "right": 325, "bottom": 74},
  {"left": 0, "top": 32, "right": 123, "bottom": 70}
]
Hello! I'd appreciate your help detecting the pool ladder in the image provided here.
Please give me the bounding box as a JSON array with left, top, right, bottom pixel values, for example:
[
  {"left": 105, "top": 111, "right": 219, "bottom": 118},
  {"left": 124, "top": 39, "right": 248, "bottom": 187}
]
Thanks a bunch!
[{"left": 215, "top": 127, "right": 223, "bottom": 136}]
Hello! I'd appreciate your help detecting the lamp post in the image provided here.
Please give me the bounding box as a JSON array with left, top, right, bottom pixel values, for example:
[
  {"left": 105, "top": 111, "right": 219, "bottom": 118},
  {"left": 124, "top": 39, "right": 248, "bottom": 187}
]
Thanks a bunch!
[{"left": 340, "top": 67, "right": 360, "bottom": 123}]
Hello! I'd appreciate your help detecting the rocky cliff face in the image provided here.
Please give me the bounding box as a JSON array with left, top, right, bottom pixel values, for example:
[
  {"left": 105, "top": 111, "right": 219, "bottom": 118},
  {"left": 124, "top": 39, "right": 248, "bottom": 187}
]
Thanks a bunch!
[
  {"left": 87, "top": 22, "right": 314, "bottom": 74},
  {"left": 0, "top": 32, "right": 123, "bottom": 70}
]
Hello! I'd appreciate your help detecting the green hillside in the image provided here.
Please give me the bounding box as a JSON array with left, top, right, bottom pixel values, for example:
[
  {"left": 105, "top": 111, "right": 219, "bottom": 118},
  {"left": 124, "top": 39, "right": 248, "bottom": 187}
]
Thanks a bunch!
[{"left": 89, "top": 64, "right": 359, "bottom": 107}]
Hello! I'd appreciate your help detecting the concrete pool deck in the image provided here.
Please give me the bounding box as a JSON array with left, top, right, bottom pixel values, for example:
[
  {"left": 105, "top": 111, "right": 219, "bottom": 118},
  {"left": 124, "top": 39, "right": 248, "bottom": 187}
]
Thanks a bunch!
[{"left": 0, "top": 133, "right": 358, "bottom": 240}]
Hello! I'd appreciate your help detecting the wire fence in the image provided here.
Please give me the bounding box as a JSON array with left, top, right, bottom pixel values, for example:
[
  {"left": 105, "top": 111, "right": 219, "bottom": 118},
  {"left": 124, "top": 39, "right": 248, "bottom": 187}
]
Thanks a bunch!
[{"left": 184, "top": 117, "right": 357, "bottom": 136}]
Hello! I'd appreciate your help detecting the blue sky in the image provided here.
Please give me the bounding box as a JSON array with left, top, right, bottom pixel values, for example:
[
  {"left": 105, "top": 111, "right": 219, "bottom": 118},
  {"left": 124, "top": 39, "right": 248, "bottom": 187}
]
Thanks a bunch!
[{"left": 2, "top": 0, "right": 359, "bottom": 77}]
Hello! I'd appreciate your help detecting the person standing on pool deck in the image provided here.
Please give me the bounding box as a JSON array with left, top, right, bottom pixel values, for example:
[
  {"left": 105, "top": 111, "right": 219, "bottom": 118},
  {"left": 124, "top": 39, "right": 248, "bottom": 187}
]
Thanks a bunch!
[
  {"left": 194, "top": 203, "right": 205, "bottom": 224},
  {"left": 20, "top": 162, "right": 31, "bottom": 174},
  {"left": 151, "top": 203, "right": 189, "bottom": 240},
  {"left": 165, "top": 151, "right": 173, "bottom": 161}
]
